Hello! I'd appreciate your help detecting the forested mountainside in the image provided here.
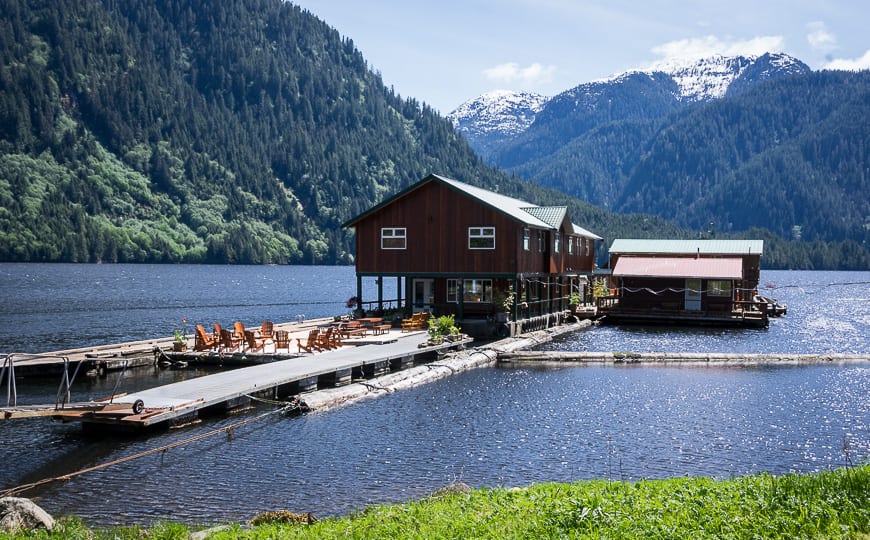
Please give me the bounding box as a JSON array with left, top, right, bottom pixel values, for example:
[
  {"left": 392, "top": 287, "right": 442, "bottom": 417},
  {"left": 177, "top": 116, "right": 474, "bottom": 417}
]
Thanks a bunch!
[
  {"left": 0, "top": 1, "right": 864, "bottom": 269},
  {"left": 0, "top": 0, "right": 564, "bottom": 264},
  {"left": 451, "top": 57, "right": 870, "bottom": 268}
]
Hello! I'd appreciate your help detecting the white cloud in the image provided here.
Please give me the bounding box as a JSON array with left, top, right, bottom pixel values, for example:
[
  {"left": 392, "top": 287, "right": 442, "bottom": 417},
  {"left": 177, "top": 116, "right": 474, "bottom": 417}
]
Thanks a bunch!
[
  {"left": 824, "top": 49, "right": 870, "bottom": 71},
  {"left": 648, "top": 35, "right": 785, "bottom": 66},
  {"left": 483, "top": 62, "right": 557, "bottom": 86},
  {"left": 806, "top": 21, "right": 837, "bottom": 52}
]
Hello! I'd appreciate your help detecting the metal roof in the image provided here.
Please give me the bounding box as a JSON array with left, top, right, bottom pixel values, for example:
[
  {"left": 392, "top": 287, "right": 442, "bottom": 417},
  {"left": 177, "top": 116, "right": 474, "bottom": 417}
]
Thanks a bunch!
[
  {"left": 342, "top": 174, "right": 602, "bottom": 239},
  {"left": 609, "top": 239, "right": 763, "bottom": 256},
  {"left": 612, "top": 256, "right": 744, "bottom": 279},
  {"left": 573, "top": 224, "right": 603, "bottom": 241},
  {"left": 436, "top": 175, "right": 552, "bottom": 228},
  {"left": 521, "top": 206, "right": 567, "bottom": 228}
]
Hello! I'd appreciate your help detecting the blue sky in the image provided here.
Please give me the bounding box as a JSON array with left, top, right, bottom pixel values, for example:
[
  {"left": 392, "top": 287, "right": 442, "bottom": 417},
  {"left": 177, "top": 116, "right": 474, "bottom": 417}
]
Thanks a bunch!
[{"left": 291, "top": 1, "right": 870, "bottom": 114}]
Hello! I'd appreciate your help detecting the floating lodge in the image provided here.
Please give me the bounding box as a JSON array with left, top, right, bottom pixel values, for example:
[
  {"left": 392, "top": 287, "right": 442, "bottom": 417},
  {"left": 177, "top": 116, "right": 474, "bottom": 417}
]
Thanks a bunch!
[{"left": 342, "top": 174, "right": 601, "bottom": 338}]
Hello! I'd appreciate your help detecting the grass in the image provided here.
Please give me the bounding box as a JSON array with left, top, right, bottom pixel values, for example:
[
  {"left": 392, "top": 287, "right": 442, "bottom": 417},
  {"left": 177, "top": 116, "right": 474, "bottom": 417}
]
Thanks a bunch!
[{"left": 3, "top": 464, "right": 868, "bottom": 539}]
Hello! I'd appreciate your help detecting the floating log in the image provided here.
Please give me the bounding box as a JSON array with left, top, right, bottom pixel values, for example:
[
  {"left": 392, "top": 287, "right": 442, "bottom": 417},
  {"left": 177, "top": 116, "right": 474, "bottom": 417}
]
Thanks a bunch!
[{"left": 498, "top": 351, "right": 870, "bottom": 366}]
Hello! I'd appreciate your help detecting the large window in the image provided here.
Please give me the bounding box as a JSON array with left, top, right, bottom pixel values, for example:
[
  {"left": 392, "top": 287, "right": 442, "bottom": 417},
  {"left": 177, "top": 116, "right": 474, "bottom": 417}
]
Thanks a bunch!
[
  {"left": 568, "top": 236, "right": 574, "bottom": 254},
  {"left": 468, "top": 227, "right": 495, "bottom": 249},
  {"left": 463, "top": 279, "right": 492, "bottom": 303},
  {"left": 554, "top": 232, "right": 561, "bottom": 253},
  {"left": 707, "top": 280, "right": 732, "bottom": 297},
  {"left": 523, "top": 228, "right": 530, "bottom": 251},
  {"left": 447, "top": 279, "right": 458, "bottom": 303},
  {"left": 381, "top": 227, "right": 406, "bottom": 249}
]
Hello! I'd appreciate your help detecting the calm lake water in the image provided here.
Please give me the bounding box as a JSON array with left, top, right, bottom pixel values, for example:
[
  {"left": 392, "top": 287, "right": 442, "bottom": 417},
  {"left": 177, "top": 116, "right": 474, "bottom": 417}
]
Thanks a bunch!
[{"left": 0, "top": 265, "right": 868, "bottom": 527}]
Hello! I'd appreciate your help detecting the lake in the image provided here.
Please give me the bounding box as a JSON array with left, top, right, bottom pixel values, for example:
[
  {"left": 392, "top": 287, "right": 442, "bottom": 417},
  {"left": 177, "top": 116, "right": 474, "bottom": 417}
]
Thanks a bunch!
[{"left": 0, "top": 265, "right": 868, "bottom": 527}]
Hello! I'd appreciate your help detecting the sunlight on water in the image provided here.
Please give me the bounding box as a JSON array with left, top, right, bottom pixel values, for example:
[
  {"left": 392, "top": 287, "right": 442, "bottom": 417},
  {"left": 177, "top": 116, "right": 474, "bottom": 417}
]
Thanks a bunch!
[{"left": 0, "top": 266, "right": 867, "bottom": 527}]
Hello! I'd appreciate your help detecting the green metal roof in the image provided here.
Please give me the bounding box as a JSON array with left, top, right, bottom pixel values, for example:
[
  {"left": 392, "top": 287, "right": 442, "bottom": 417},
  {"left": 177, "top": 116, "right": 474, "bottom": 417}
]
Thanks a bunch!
[
  {"left": 609, "top": 239, "right": 764, "bottom": 255},
  {"left": 521, "top": 206, "right": 567, "bottom": 228}
]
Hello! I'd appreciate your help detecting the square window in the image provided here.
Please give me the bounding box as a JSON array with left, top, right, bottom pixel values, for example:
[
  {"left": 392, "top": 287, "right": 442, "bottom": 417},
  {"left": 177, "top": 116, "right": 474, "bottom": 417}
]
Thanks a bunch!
[
  {"left": 462, "top": 279, "right": 492, "bottom": 303},
  {"left": 469, "top": 226, "right": 495, "bottom": 249},
  {"left": 707, "top": 280, "right": 732, "bottom": 297},
  {"left": 381, "top": 227, "right": 406, "bottom": 250}
]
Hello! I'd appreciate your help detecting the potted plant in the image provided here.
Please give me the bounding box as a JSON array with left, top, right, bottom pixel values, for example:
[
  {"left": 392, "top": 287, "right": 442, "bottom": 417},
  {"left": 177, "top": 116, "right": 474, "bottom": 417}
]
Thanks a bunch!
[
  {"left": 493, "top": 287, "right": 514, "bottom": 322},
  {"left": 428, "top": 314, "right": 461, "bottom": 345},
  {"left": 173, "top": 317, "right": 189, "bottom": 352}
]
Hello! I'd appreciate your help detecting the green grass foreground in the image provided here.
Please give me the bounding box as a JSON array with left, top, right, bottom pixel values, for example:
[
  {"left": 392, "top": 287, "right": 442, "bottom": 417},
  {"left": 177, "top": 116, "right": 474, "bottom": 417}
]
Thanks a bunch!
[{"left": 5, "top": 464, "right": 869, "bottom": 539}]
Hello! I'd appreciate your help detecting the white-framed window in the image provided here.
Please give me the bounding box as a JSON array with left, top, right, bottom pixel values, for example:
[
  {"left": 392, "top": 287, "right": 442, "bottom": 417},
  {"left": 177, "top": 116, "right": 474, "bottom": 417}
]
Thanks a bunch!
[
  {"left": 463, "top": 279, "right": 492, "bottom": 303},
  {"left": 523, "top": 228, "right": 530, "bottom": 251},
  {"left": 537, "top": 231, "right": 545, "bottom": 252},
  {"left": 381, "top": 227, "right": 406, "bottom": 250},
  {"left": 447, "top": 279, "right": 458, "bottom": 303},
  {"left": 584, "top": 238, "right": 590, "bottom": 256},
  {"left": 568, "top": 236, "right": 574, "bottom": 254},
  {"left": 707, "top": 280, "right": 732, "bottom": 297},
  {"left": 554, "top": 232, "right": 561, "bottom": 253},
  {"left": 468, "top": 226, "right": 495, "bottom": 249}
]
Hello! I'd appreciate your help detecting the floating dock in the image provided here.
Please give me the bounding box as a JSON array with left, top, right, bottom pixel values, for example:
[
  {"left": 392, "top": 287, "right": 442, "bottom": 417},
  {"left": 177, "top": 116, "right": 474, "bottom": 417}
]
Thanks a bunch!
[{"left": 2, "top": 331, "right": 471, "bottom": 432}]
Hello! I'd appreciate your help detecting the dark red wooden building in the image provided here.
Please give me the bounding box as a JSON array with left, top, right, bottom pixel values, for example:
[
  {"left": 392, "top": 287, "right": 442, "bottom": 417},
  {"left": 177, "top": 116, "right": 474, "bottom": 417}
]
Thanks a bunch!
[{"left": 342, "top": 174, "right": 601, "bottom": 335}]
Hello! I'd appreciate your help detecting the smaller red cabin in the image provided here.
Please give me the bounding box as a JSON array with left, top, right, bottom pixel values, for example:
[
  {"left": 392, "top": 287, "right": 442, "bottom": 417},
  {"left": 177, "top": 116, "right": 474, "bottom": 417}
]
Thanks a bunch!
[{"left": 599, "top": 239, "right": 769, "bottom": 327}]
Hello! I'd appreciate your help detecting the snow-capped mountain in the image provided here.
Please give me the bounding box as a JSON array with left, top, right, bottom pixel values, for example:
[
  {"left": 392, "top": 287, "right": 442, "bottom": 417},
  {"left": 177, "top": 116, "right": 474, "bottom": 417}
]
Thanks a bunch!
[
  {"left": 447, "top": 90, "right": 548, "bottom": 158},
  {"left": 638, "top": 51, "right": 810, "bottom": 101},
  {"left": 450, "top": 52, "right": 810, "bottom": 160}
]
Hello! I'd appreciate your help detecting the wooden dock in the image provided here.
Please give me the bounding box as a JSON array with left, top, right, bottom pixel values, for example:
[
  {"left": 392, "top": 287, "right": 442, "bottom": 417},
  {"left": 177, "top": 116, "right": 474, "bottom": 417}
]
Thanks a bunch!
[{"left": 2, "top": 331, "right": 471, "bottom": 431}]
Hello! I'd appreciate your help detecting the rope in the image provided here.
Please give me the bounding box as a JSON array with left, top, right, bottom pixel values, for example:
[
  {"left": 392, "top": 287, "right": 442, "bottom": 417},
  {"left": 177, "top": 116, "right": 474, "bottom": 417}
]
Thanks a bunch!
[{"left": 1, "top": 399, "right": 298, "bottom": 498}]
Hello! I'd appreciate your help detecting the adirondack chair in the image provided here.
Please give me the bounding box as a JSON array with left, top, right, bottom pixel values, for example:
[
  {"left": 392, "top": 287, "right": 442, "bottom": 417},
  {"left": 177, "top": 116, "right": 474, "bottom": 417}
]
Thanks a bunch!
[
  {"left": 194, "top": 324, "right": 219, "bottom": 351},
  {"left": 259, "top": 321, "right": 274, "bottom": 340},
  {"left": 401, "top": 311, "right": 430, "bottom": 332},
  {"left": 315, "top": 327, "right": 337, "bottom": 350},
  {"left": 297, "top": 329, "right": 321, "bottom": 353},
  {"left": 233, "top": 321, "right": 247, "bottom": 351},
  {"left": 244, "top": 330, "right": 265, "bottom": 353},
  {"left": 219, "top": 328, "right": 243, "bottom": 353},
  {"left": 274, "top": 330, "right": 291, "bottom": 353}
]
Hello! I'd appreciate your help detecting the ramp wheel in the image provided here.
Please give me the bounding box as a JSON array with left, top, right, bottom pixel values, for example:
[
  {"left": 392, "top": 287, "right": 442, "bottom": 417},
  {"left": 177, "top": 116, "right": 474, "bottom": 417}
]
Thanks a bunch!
[{"left": 132, "top": 399, "right": 145, "bottom": 415}]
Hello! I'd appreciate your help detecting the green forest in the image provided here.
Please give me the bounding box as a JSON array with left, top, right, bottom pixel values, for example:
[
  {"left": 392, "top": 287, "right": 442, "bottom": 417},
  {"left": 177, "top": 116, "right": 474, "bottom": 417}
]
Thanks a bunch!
[{"left": 0, "top": 0, "right": 867, "bottom": 269}]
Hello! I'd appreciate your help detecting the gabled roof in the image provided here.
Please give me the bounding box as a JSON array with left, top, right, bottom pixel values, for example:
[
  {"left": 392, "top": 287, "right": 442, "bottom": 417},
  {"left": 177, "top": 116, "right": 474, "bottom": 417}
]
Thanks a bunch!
[
  {"left": 435, "top": 175, "right": 551, "bottom": 228},
  {"left": 343, "top": 174, "right": 601, "bottom": 240},
  {"left": 609, "top": 239, "right": 763, "bottom": 256}
]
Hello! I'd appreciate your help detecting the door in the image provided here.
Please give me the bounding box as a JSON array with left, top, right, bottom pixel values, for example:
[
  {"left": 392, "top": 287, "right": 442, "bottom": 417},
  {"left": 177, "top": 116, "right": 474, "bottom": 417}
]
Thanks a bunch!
[
  {"left": 412, "top": 279, "right": 434, "bottom": 312},
  {"left": 685, "top": 279, "right": 702, "bottom": 311}
]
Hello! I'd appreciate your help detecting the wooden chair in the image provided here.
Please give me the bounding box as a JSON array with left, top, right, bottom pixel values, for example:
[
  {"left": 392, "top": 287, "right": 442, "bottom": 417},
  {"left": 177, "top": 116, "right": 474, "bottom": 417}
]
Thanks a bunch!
[
  {"left": 260, "top": 321, "right": 274, "bottom": 340},
  {"left": 274, "top": 330, "right": 291, "bottom": 353},
  {"left": 401, "top": 312, "right": 430, "bottom": 332},
  {"left": 297, "top": 329, "right": 321, "bottom": 353},
  {"left": 219, "top": 328, "right": 243, "bottom": 353},
  {"left": 194, "top": 324, "right": 219, "bottom": 351},
  {"left": 315, "top": 327, "right": 338, "bottom": 350},
  {"left": 233, "top": 321, "right": 247, "bottom": 351},
  {"left": 244, "top": 330, "right": 265, "bottom": 353}
]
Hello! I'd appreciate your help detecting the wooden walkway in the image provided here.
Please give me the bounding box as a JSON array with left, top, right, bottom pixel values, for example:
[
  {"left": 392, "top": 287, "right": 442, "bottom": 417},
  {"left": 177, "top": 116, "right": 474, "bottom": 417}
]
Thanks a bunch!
[{"left": 2, "top": 331, "right": 471, "bottom": 431}]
